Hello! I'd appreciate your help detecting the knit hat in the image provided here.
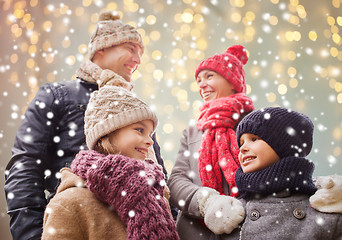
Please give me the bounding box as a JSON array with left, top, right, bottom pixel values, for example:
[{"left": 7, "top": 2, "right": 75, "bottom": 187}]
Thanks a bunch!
[
  {"left": 88, "top": 11, "right": 144, "bottom": 60},
  {"left": 236, "top": 107, "right": 314, "bottom": 158},
  {"left": 195, "top": 45, "right": 248, "bottom": 94},
  {"left": 84, "top": 73, "right": 158, "bottom": 150}
]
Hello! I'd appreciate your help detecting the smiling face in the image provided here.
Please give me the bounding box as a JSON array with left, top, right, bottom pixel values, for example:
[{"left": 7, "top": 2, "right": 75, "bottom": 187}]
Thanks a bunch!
[
  {"left": 108, "top": 120, "right": 154, "bottom": 161},
  {"left": 238, "top": 133, "right": 280, "bottom": 173},
  {"left": 93, "top": 42, "right": 142, "bottom": 82},
  {"left": 196, "top": 70, "right": 236, "bottom": 102}
]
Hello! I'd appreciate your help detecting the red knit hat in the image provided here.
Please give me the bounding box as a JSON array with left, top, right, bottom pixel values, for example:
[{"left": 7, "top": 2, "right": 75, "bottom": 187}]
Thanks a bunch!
[{"left": 195, "top": 45, "right": 248, "bottom": 94}]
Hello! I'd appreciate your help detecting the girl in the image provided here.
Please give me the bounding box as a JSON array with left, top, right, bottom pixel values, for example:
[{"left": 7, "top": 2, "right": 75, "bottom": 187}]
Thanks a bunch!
[{"left": 42, "top": 73, "right": 179, "bottom": 240}]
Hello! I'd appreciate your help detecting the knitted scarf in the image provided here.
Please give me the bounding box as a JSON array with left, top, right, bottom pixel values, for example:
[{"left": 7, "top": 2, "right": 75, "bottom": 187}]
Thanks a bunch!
[
  {"left": 75, "top": 61, "right": 133, "bottom": 90},
  {"left": 235, "top": 156, "right": 317, "bottom": 199},
  {"left": 76, "top": 61, "right": 103, "bottom": 84},
  {"left": 71, "top": 150, "right": 179, "bottom": 240},
  {"left": 197, "top": 94, "right": 254, "bottom": 197}
]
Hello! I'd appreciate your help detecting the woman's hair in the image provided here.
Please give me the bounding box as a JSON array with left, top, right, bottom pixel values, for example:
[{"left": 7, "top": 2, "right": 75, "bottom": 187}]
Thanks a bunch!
[{"left": 94, "top": 135, "right": 120, "bottom": 155}]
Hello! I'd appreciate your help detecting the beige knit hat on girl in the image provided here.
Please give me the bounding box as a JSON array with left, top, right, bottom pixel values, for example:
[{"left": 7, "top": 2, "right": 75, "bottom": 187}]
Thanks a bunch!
[
  {"left": 84, "top": 70, "right": 158, "bottom": 150},
  {"left": 88, "top": 11, "right": 144, "bottom": 60}
]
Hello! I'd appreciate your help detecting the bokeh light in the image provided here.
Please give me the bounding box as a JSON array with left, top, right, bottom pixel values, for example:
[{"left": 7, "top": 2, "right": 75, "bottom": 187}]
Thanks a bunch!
[{"left": 1, "top": 1, "right": 342, "bottom": 238}]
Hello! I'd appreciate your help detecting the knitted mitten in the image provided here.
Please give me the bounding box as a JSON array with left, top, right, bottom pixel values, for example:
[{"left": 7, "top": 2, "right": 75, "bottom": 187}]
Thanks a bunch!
[
  {"left": 197, "top": 187, "right": 245, "bottom": 234},
  {"left": 310, "top": 174, "right": 342, "bottom": 213}
]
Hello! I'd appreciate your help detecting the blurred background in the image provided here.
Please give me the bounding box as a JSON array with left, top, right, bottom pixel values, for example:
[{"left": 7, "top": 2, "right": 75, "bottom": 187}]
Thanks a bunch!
[{"left": 1, "top": 0, "right": 341, "bottom": 238}]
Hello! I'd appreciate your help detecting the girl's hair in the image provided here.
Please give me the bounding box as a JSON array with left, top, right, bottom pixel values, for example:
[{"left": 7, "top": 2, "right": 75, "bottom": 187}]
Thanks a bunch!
[{"left": 94, "top": 135, "right": 120, "bottom": 155}]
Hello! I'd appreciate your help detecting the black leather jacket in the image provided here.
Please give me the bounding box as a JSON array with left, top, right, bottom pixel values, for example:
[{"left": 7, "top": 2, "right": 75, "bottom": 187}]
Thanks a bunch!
[{"left": 4, "top": 78, "right": 168, "bottom": 240}]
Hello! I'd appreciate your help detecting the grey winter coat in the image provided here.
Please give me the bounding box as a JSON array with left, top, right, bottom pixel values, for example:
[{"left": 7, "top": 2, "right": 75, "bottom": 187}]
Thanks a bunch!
[{"left": 225, "top": 193, "right": 342, "bottom": 240}]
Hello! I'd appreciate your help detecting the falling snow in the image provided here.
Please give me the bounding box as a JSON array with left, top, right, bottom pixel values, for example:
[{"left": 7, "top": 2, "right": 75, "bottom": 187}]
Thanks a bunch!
[{"left": 1, "top": 2, "right": 342, "bottom": 239}]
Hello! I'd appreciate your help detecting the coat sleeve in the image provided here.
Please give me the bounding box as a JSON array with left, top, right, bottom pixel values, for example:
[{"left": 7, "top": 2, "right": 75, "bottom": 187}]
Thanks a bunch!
[
  {"left": 4, "top": 83, "right": 62, "bottom": 240},
  {"left": 167, "top": 128, "right": 203, "bottom": 219}
]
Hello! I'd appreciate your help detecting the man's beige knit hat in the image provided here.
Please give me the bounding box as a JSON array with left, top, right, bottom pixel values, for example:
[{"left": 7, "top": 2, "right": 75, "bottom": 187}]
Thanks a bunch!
[
  {"left": 84, "top": 71, "right": 158, "bottom": 150},
  {"left": 88, "top": 11, "right": 144, "bottom": 60}
]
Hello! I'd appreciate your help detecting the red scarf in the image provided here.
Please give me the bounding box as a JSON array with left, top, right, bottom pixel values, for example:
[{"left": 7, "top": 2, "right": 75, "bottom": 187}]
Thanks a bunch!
[{"left": 197, "top": 94, "right": 254, "bottom": 197}]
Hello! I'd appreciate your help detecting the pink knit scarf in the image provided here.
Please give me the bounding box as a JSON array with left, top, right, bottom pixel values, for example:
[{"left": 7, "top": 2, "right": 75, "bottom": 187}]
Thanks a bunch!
[
  {"left": 197, "top": 94, "right": 254, "bottom": 197},
  {"left": 71, "top": 150, "right": 179, "bottom": 240}
]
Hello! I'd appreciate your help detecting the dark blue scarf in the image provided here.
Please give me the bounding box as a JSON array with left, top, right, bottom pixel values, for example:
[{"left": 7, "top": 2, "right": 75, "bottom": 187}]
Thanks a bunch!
[{"left": 235, "top": 156, "right": 317, "bottom": 199}]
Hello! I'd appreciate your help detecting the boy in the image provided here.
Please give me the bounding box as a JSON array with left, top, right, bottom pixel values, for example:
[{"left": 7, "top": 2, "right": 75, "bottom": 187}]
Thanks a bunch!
[{"left": 232, "top": 107, "right": 342, "bottom": 239}]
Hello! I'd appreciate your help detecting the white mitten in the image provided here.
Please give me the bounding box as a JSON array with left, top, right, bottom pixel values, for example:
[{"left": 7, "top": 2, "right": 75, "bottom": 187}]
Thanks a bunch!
[
  {"left": 310, "top": 174, "right": 342, "bottom": 213},
  {"left": 197, "top": 187, "right": 245, "bottom": 235}
]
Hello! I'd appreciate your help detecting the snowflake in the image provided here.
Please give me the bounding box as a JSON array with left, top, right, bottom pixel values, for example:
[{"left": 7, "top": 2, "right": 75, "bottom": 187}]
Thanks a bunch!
[
  {"left": 231, "top": 187, "right": 238, "bottom": 194},
  {"left": 57, "top": 149, "right": 64, "bottom": 157},
  {"left": 183, "top": 150, "right": 190, "bottom": 157},
  {"left": 205, "top": 164, "right": 212, "bottom": 171},
  {"left": 264, "top": 113, "right": 271, "bottom": 119},
  {"left": 159, "top": 179, "right": 166, "bottom": 187},
  {"left": 215, "top": 210, "right": 223, "bottom": 218},
  {"left": 178, "top": 199, "right": 185, "bottom": 207},
  {"left": 139, "top": 170, "right": 146, "bottom": 177},
  {"left": 128, "top": 210, "right": 135, "bottom": 218},
  {"left": 286, "top": 127, "right": 296, "bottom": 136},
  {"left": 7, "top": 192, "right": 14, "bottom": 200},
  {"left": 315, "top": 216, "right": 325, "bottom": 226}
]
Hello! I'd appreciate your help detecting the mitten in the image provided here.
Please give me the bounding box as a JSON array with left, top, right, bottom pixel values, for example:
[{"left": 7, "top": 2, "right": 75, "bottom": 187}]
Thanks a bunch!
[
  {"left": 197, "top": 187, "right": 245, "bottom": 234},
  {"left": 310, "top": 174, "right": 342, "bottom": 213}
]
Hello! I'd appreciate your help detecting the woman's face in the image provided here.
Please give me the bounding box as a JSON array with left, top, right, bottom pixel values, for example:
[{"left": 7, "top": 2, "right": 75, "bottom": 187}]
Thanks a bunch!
[{"left": 196, "top": 70, "right": 236, "bottom": 102}]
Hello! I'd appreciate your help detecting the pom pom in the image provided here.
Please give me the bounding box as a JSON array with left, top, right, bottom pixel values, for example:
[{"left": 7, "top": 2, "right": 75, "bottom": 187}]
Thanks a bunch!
[
  {"left": 98, "top": 11, "right": 120, "bottom": 21},
  {"left": 226, "top": 45, "right": 248, "bottom": 65}
]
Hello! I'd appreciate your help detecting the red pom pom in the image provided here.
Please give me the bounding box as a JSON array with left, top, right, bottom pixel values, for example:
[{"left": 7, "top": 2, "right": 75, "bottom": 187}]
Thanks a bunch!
[{"left": 226, "top": 45, "right": 248, "bottom": 65}]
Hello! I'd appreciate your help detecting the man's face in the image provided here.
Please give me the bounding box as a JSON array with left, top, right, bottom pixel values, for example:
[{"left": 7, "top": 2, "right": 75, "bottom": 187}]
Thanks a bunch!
[{"left": 96, "top": 42, "right": 143, "bottom": 82}]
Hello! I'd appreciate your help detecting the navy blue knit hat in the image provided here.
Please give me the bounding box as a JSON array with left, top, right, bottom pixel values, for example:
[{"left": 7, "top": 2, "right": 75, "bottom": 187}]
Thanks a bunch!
[{"left": 236, "top": 107, "right": 314, "bottom": 158}]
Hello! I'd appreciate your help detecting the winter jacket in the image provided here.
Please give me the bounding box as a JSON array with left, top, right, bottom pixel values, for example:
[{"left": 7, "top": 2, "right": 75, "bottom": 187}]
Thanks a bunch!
[
  {"left": 4, "top": 78, "right": 167, "bottom": 240},
  {"left": 225, "top": 193, "right": 342, "bottom": 240},
  {"left": 168, "top": 126, "right": 232, "bottom": 240},
  {"left": 42, "top": 168, "right": 126, "bottom": 240}
]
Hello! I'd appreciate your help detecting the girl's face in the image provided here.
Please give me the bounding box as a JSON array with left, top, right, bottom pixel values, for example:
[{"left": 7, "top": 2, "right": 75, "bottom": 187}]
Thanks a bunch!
[
  {"left": 196, "top": 70, "right": 236, "bottom": 102},
  {"left": 108, "top": 120, "right": 154, "bottom": 161},
  {"left": 238, "top": 133, "right": 280, "bottom": 173}
]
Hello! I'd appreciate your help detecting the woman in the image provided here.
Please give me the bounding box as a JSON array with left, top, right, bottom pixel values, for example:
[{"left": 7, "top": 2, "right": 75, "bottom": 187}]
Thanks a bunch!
[{"left": 168, "top": 45, "right": 254, "bottom": 239}]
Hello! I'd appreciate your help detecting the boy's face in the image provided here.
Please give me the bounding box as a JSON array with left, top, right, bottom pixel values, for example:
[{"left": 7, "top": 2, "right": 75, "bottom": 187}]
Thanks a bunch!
[
  {"left": 238, "top": 133, "right": 280, "bottom": 173},
  {"left": 95, "top": 42, "right": 143, "bottom": 82},
  {"left": 196, "top": 70, "right": 236, "bottom": 102},
  {"left": 108, "top": 119, "right": 154, "bottom": 161}
]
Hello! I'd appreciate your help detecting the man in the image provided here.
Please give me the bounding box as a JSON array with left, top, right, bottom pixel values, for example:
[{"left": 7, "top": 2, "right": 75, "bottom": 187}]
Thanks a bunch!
[{"left": 4, "top": 11, "right": 167, "bottom": 240}]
